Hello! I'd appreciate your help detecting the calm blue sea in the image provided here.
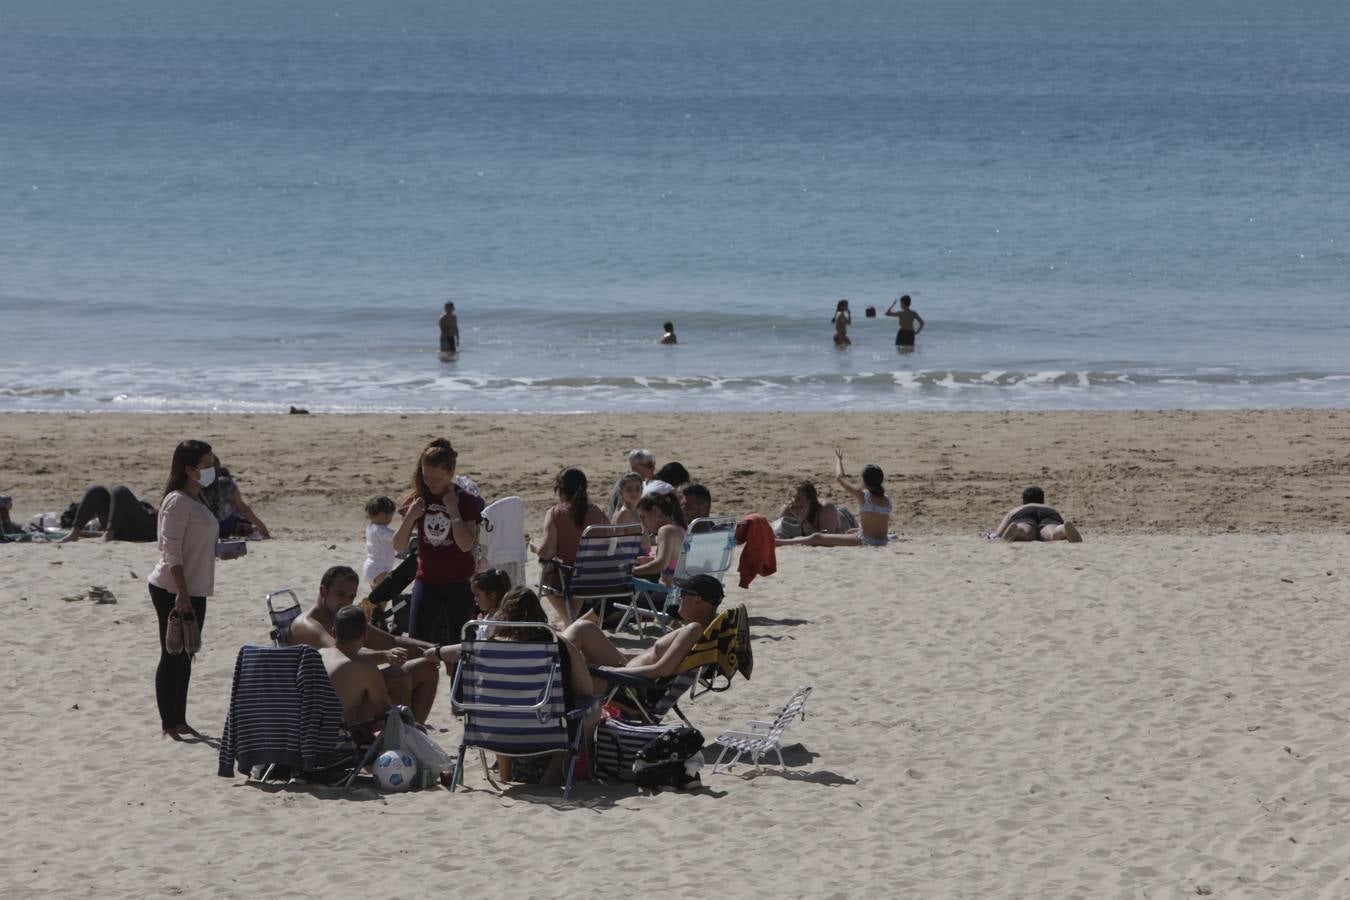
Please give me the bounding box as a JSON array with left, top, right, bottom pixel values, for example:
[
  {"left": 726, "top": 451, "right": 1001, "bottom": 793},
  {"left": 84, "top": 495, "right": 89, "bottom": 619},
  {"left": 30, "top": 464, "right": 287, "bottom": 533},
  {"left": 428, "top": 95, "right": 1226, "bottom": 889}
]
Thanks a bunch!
[{"left": 2, "top": 0, "right": 1347, "bottom": 413}]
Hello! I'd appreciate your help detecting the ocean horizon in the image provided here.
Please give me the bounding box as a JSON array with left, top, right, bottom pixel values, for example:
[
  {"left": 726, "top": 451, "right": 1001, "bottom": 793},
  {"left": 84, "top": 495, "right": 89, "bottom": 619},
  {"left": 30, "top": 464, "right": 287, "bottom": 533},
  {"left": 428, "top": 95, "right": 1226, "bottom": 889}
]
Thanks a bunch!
[{"left": 3, "top": 0, "right": 1347, "bottom": 414}]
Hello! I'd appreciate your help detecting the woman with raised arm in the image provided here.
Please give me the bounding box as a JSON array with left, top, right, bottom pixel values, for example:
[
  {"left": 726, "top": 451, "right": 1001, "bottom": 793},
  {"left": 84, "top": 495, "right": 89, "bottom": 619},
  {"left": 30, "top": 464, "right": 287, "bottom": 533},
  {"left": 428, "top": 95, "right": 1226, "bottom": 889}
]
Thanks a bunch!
[{"left": 776, "top": 449, "right": 892, "bottom": 547}]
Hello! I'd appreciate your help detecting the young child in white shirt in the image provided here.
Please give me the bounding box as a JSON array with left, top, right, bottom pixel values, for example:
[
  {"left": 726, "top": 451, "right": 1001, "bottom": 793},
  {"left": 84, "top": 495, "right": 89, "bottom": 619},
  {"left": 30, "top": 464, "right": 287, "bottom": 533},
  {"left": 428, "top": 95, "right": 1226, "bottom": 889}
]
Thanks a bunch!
[{"left": 362, "top": 496, "right": 397, "bottom": 588}]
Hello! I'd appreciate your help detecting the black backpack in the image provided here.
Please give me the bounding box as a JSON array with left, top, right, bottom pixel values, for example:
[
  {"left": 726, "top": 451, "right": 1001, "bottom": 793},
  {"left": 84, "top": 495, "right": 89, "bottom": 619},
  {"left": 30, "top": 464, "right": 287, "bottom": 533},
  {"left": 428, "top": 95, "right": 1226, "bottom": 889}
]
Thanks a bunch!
[{"left": 633, "top": 726, "right": 705, "bottom": 791}]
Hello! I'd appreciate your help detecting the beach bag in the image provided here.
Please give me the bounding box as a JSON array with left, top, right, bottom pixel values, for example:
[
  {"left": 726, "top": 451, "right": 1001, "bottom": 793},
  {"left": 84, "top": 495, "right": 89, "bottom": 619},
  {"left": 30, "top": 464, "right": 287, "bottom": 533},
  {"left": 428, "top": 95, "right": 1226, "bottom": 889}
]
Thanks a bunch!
[
  {"left": 633, "top": 725, "right": 705, "bottom": 791},
  {"left": 593, "top": 718, "right": 685, "bottom": 782}
]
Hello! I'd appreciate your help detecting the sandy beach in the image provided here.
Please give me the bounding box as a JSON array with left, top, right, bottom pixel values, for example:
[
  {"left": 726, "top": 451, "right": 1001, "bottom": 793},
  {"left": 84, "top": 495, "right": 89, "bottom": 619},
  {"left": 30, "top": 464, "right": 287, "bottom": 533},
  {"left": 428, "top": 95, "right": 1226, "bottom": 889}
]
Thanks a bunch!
[{"left": 2, "top": 410, "right": 1349, "bottom": 897}]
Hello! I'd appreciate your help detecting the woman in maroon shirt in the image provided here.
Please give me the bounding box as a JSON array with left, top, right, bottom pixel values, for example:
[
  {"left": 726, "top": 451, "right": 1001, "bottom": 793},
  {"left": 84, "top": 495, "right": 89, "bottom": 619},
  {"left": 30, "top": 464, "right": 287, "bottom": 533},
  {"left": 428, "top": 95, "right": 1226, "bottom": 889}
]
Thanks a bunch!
[{"left": 393, "top": 439, "right": 484, "bottom": 644}]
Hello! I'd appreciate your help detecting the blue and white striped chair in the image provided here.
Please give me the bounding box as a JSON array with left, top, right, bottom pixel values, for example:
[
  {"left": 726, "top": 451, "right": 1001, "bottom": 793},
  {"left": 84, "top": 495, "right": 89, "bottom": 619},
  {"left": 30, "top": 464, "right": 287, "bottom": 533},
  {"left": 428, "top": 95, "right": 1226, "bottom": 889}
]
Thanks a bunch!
[
  {"left": 543, "top": 522, "right": 643, "bottom": 624},
  {"left": 450, "top": 622, "right": 593, "bottom": 799}
]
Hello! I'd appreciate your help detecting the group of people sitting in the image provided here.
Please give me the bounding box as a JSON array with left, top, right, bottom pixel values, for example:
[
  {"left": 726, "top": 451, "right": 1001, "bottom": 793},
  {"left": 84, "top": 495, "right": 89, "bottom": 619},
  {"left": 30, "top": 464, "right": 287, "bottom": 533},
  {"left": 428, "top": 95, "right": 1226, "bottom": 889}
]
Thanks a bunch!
[{"left": 283, "top": 563, "right": 733, "bottom": 786}]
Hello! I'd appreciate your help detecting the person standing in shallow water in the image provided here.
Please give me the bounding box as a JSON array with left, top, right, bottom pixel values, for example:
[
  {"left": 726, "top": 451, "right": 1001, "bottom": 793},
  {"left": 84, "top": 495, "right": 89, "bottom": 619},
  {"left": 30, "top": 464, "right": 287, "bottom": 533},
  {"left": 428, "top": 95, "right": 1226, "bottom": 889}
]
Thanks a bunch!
[
  {"left": 658, "top": 321, "right": 678, "bottom": 345},
  {"left": 439, "top": 302, "right": 459, "bottom": 354},
  {"left": 832, "top": 300, "right": 852, "bottom": 347},
  {"left": 885, "top": 294, "right": 924, "bottom": 350}
]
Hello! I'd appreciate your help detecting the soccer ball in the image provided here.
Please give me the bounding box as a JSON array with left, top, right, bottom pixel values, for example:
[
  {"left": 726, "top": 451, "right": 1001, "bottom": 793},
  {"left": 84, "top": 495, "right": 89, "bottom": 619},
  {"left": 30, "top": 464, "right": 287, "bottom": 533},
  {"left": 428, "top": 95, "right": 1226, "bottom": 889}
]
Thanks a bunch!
[{"left": 373, "top": 749, "right": 417, "bottom": 791}]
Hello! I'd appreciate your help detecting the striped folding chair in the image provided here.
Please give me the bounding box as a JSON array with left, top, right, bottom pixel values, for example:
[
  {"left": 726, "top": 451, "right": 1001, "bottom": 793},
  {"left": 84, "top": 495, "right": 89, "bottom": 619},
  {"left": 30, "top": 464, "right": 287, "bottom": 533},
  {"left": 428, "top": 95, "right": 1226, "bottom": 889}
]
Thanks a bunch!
[
  {"left": 544, "top": 523, "right": 643, "bottom": 624},
  {"left": 450, "top": 622, "right": 592, "bottom": 799}
]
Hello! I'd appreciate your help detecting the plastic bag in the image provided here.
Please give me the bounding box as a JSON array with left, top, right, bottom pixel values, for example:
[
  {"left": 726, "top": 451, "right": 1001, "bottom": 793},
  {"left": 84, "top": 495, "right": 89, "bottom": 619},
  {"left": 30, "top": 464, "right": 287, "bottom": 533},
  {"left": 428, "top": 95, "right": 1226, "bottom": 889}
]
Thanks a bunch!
[{"left": 403, "top": 726, "right": 456, "bottom": 778}]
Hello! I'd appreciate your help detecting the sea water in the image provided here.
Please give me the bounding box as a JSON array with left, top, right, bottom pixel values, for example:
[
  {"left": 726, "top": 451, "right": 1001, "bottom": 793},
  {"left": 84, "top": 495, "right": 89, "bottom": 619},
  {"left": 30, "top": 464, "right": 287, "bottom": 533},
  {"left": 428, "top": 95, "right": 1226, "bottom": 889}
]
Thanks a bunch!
[{"left": 2, "top": 0, "right": 1347, "bottom": 413}]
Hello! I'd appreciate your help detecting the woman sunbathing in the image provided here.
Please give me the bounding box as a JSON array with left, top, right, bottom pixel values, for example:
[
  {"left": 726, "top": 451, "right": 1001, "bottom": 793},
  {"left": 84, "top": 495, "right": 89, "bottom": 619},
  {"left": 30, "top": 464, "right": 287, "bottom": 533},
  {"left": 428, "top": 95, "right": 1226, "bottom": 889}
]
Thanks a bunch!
[{"left": 776, "top": 450, "right": 892, "bottom": 547}]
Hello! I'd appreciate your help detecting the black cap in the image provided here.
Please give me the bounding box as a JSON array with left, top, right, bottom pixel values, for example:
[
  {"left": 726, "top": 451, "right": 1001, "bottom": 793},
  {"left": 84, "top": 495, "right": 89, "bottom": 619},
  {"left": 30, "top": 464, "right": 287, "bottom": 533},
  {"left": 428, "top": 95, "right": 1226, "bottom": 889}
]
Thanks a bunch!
[{"left": 675, "top": 574, "right": 724, "bottom": 607}]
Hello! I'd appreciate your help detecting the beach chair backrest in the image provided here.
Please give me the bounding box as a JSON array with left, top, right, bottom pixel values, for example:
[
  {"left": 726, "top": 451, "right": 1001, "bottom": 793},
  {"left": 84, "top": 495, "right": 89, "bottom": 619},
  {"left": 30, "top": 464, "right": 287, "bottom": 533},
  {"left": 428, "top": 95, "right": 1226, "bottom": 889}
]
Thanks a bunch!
[
  {"left": 570, "top": 523, "right": 643, "bottom": 603},
  {"left": 647, "top": 669, "right": 700, "bottom": 720},
  {"left": 674, "top": 517, "right": 737, "bottom": 582},
  {"left": 452, "top": 624, "right": 569, "bottom": 756},
  {"left": 266, "top": 589, "right": 302, "bottom": 647},
  {"left": 767, "top": 687, "right": 812, "bottom": 742}
]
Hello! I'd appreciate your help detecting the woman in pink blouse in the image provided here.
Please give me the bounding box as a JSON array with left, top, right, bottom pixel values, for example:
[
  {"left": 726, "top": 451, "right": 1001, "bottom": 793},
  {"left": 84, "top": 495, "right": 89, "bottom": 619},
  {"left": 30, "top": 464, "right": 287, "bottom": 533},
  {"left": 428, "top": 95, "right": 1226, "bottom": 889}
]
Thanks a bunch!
[{"left": 147, "top": 439, "right": 228, "bottom": 739}]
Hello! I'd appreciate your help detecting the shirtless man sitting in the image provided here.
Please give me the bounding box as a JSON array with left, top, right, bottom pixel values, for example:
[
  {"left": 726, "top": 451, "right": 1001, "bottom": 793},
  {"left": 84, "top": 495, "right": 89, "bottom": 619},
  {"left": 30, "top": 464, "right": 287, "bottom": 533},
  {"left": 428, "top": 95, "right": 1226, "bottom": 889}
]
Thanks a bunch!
[
  {"left": 320, "top": 606, "right": 393, "bottom": 726},
  {"left": 290, "top": 565, "right": 440, "bottom": 724},
  {"left": 561, "top": 574, "right": 725, "bottom": 693},
  {"left": 994, "top": 486, "right": 1082, "bottom": 543}
]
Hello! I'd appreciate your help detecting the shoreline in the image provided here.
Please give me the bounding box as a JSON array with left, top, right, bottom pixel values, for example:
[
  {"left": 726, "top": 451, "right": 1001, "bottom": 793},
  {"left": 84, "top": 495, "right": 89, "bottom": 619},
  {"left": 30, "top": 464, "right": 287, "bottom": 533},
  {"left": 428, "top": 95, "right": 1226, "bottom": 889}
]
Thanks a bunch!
[{"left": 3, "top": 408, "right": 1347, "bottom": 538}]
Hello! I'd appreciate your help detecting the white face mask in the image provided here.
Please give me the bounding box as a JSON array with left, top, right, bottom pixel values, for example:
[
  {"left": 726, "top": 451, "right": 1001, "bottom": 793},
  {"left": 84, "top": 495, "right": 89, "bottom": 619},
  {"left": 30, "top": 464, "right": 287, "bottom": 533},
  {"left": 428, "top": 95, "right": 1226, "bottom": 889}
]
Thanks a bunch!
[{"left": 196, "top": 466, "right": 216, "bottom": 488}]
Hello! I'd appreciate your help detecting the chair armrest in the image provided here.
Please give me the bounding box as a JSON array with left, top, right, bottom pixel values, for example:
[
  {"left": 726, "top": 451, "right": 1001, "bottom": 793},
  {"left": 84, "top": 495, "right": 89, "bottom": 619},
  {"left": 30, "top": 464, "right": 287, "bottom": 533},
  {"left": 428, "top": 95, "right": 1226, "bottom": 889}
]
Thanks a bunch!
[
  {"left": 630, "top": 577, "right": 668, "bottom": 593},
  {"left": 715, "top": 730, "right": 770, "bottom": 742},
  {"left": 745, "top": 720, "right": 774, "bottom": 730},
  {"left": 588, "top": 666, "right": 655, "bottom": 690}
]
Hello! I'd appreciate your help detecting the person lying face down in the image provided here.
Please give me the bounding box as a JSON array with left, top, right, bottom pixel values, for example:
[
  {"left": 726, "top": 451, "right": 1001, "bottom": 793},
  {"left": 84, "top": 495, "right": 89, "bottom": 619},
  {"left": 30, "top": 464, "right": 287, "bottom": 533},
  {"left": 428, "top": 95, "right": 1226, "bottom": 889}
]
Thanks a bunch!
[
  {"left": 993, "top": 486, "right": 1082, "bottom": 543},
  {"left": 289, "top": 566, "right": 441, "bottom": 725},
  {"left": 318, "top": 606, "right": 393, "bottom": 726}
]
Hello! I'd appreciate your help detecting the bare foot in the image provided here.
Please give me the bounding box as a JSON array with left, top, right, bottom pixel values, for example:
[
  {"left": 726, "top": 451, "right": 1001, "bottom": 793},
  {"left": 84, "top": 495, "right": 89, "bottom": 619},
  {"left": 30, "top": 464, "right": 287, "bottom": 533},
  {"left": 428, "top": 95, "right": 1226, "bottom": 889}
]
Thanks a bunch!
[{"left": 1061, "top": 521, "right": 1082, "bottom": 543}]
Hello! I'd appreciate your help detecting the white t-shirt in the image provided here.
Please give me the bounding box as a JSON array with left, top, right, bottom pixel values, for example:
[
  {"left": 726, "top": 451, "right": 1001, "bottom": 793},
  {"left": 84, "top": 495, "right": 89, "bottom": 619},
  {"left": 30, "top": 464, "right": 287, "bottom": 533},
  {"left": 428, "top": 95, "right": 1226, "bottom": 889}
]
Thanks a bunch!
[
  {"left": 363, "top": 522, "right": 397, "bottom": 584},
  {"left": 479, "top": 496, "right": 527, "bottom": 565}
]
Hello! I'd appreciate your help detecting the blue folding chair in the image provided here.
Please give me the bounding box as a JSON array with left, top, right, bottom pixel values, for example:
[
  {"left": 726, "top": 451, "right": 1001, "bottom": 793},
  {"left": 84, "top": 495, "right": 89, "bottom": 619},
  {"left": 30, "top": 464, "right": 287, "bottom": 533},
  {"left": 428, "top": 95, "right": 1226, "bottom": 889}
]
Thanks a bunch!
[
  {"left": 617, "top": 516, "right": 736, "bottom": 633},
  {"left": 450, "top": 621, "right": 595, "bottom": 799}
]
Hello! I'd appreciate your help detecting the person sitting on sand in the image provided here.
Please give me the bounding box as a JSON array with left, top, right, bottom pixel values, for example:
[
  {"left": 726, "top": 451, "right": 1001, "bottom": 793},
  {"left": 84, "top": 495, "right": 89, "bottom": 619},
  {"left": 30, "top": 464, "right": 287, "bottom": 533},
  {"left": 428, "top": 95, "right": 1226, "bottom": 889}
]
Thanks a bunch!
[
  {"left": 562, "top": 574, "right": 728, "bottom": 694},
  {"left": 319, "top": 606, "right": 394, "bottom": 727},
  {"left": 202, "top": 462, "right": 270, "bottom": 539},
  {"left": 776, "top": 480, "right": 845, "bottom": 538},
  {"left": 424, "top": 587, "right": 592, "bottom": 786},
  {"left": 658, "top": 321, "right": 678, "bottom": 345},
  {"left": 289, "top": 565, "right": 441, "bottom": 725},
  {"left": 993, "top": 487, "right": 1082, "bottom": 543},
  {"left": 776, "top": 450, "right": 891, "bottom": 547}
]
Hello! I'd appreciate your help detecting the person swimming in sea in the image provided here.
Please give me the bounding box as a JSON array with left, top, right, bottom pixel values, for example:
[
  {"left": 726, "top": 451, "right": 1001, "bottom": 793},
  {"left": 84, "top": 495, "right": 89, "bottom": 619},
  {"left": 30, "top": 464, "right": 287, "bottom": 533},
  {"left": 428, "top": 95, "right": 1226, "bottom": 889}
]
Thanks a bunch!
[
  {"left": 832, "top": 300, "right": 852, "bottom": 347},
  {"left": 885, "top": 295, "right": 924, "bottom": 350},
  {"left": 658, "top": 321, "right": 678, "bottom": 345}
]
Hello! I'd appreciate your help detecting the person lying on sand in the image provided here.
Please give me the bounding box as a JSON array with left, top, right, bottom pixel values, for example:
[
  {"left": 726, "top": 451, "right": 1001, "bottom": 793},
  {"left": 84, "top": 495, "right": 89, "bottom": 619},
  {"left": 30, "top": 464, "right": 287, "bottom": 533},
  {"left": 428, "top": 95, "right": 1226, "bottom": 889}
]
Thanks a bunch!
[
  {"left": 319, "top": 606, "right": 394, "bottom": 726},
  {"left": 776, "top": 449, "right": 892, "bottom": 547},
  {"left": 561, "top": 574, "right": 727, "bottom": 694},
  {"left": 993, "top": 486, "right": 1082, "bottom": 542},
  {"left": 290, "top": 565, "right": 440, "bottom": 724}
]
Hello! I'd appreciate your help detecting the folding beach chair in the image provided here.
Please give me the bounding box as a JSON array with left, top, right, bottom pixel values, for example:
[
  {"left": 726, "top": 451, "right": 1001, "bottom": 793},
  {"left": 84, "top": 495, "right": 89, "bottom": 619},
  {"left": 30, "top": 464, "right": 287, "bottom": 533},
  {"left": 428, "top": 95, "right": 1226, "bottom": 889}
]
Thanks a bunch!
[
  {"left": 265, "top": 589, "right": 302, "bottom": 646},
  {"left": 596, "top": 603, "right": 752, "bottom": 727},
  {"left": 616, "top": 516, "right": 736, "bottom": 634},
  {"left": 449, "top": 621, "right": 597, "bottom": 800},
  {"left": 218, "top": 644, "right": 364, "bottom": 783},
  {"left": 542, "top": 522, "right": 643, "bottom": 624},
  {"left": 710, "top": 686, "right": 812, "bottom": 775}
]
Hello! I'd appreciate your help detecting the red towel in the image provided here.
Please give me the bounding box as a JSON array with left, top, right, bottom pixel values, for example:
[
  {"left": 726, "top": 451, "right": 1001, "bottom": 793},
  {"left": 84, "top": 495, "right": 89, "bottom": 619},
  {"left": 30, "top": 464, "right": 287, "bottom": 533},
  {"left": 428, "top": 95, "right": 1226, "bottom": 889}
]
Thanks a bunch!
[{"left": 734, "top": 514, "right": 777, "bottom": 589}]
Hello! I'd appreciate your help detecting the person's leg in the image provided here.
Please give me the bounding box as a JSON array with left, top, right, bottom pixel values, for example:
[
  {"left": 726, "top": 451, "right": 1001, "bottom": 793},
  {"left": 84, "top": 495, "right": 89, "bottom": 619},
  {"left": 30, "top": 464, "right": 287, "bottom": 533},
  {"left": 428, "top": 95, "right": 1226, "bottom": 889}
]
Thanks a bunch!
[
  {"left": 560, "top": 620, "right": 627, "bottom": 667},
  {"left": 399, "top": 657, "right": 439, "bottom": 724},
  {"left": 381, "top": 664, "right": 413, "bottom": 710},
  {"left": 61, "top": 485, "right": 111, "bottom": 541},
  {"left": 442, "top": 581, "right": 477, "bottom": 645},
  {"left": 778, "top": 531, "right": 864, "bottom": 547},
  {"left": 408, "top": 581, "right": 446, "bottom": 643},
  {"left": 151, "top": 586, "right": 205, "bottom": 732},
  {"left": 1002, "top": 522, "right": 1036, "bottom": 542},
  {"left": 108, "top": 486, "right": 156, "bottom": 541},
  {"left": 1046, "top": 522, "right": 1082, "bottom": 543}
]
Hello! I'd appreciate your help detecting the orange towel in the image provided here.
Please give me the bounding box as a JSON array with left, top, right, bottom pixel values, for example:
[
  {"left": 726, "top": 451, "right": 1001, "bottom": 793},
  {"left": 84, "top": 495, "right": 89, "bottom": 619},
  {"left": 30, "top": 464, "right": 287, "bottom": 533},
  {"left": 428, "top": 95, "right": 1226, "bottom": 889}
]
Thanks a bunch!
[{"left": 734, "top": 514, "right": 777, "bottom": 588}]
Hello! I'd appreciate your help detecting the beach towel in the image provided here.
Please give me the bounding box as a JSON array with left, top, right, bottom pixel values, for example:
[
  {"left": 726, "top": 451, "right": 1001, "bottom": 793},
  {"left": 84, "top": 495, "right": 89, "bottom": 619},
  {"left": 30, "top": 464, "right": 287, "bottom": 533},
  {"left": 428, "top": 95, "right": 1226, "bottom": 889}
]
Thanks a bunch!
[
  {"left": 734, "top": 514, "right": 776, "bottom": 588},
  {"left": 479, "top": 496, "right": 527, "bottom": 566}
]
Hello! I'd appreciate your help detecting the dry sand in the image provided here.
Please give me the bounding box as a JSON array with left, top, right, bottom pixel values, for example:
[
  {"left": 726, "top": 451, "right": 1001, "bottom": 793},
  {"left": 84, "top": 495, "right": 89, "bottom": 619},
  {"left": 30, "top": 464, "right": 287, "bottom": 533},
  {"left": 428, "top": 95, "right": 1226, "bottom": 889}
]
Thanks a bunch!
[{"left": 2, "top": 410, "right": 1349, "bottom": 898}]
